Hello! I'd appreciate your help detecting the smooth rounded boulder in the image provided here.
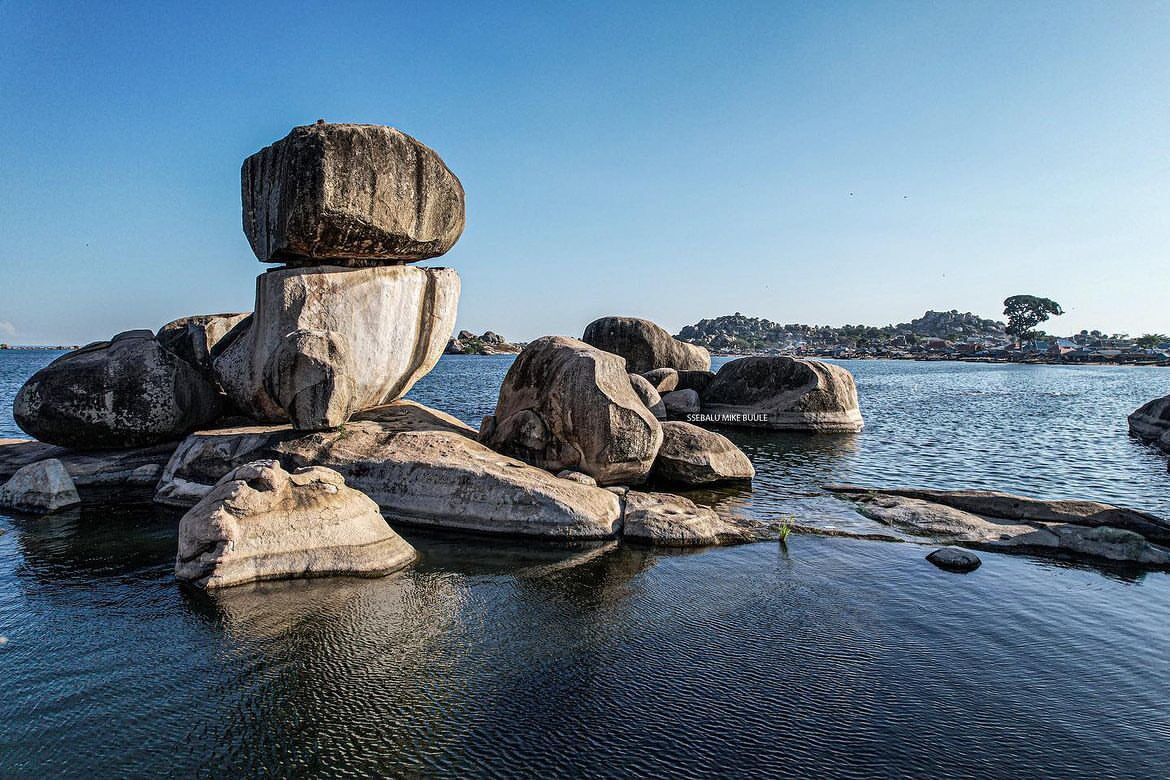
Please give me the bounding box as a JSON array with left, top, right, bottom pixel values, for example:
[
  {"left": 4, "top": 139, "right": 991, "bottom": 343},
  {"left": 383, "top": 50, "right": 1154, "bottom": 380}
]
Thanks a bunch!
[
  {"left": 175, "top": 460, "right": 416, "bottom": 589},
  {"left": 628, "top": 373, "right": 666, "bottom": 420},
  {"left": 582, "top": 317, "right": 711, "bottom": 373},
  {"left": 242, "top": 123, "right": 465, "bottom": 265},
  {"left": 479, "top": 336, "right": 663, "bottom": 485},
  {"left": 1129, "top": 394, "right": 1170, "bottom": 453},
  {"left": 701, "top": 356, "right": 863, "bottom": 433},
  {"left": 0, "top": 459, "right": 81, "bottom": 514},
  {"left": 14, "top": 330, "right": 223, "bottom": 449},
  {"left": 651, "top": 421, "right": 754, "bottom": 485},
  {"left": 213, "top": 264, "right": 459, "bottom": 428}
]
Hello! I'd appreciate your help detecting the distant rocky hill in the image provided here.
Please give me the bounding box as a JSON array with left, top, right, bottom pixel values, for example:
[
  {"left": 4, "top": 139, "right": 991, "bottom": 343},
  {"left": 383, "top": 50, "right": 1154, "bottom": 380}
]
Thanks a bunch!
[
  {"left": 676, "top": 310, "right": 1007, "bottom": 351},
  {"left": 445, "top": 330, "right": 523, "bottom": 355}
]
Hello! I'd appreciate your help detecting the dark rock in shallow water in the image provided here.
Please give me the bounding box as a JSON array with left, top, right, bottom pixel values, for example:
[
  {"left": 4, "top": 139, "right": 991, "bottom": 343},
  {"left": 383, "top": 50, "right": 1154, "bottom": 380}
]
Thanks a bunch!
[
  {"left": 926, "top": 547, "right": 981, "bottom": 572},
  {"left": 0, "top": 438, "right": 178, "bottom": 503},
  {"left": 582, "top": 317, "right": 710, "bottom": 374},
  {"left": 1128, "top": 394, "right": 1170, "bottom": 453},
  {"left": 479, "top": 336, "right": 662, "bottom": 486},
  {"left": 13, "top": 331, "right": 223, "bottom": 449},
  {"left": 242, "top": 122, "right": 465, "bottom": 265},
  {"left": 675, "top": 369, "right": 716, "bottom": 395},
  {"left": 700, "top": 356, "right": 863, "bottom": 433}
]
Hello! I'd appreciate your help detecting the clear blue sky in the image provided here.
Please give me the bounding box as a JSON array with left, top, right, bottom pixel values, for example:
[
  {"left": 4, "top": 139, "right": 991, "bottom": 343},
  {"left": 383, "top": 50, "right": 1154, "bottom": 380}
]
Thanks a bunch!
[{"left": 1, "top": 1, "right": 1167, "bottom": 344}]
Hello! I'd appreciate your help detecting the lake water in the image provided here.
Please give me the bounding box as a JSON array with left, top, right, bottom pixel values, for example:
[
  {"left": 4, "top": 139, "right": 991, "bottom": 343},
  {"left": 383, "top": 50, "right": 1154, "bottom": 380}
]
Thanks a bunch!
[{"left": 2, "top": 351, "right": 1170, "bottom": 777}]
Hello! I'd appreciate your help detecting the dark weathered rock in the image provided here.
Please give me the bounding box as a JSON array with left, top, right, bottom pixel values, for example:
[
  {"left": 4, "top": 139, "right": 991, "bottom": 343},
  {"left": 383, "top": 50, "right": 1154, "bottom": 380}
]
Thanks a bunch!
[
  {"left": 642, "top": 368, "right": 679, "bottom": 393},
  {"left": 213, "top": 265, "right": 459, "bottom": 427},
  {"left": 675, "top": 369, "right": 716, "bottom": 395},
  {"left": 701, "top": 356, "right": 863, "bottom": 432},
  {"left": 582, "top": 317, "right": 711, "bottom": 373},
  {"left": 927, "top": 547, "right": 982, "bottom": 573},
  {"left": 1129, "top": 394, "right": 1170, "bottom": 453},
  {"left": 651, "top": 421, "right": 754, "bottom": 485},
  {"left": 156, "top": 313, "right": 250, "bottom": 373},
  {"left": 175, "top": 460, "right": 416, "bottom": 589},
  {"left": 628, "top": 373, "right": 666, "bottom": 420},
  {"left": 0, "top": 459, "right": 80, "bottom": 514},
  {"left": 243, "top": 123, "right": 465, "bottom": 265},
  {"left": 155, "top": 401, "right": 623, "bottom": 540},
  {"left": 14, "top": 331, "right": 223, "bottom": 449},
  {"left": 480, "top": 337, "right": 662, "bottom": 486},
  {"left": 0, "top": 438, "right": 178, "bottom": 503},
  {"left": 662, "top": 389, "right": 701, "bottom": 417}
]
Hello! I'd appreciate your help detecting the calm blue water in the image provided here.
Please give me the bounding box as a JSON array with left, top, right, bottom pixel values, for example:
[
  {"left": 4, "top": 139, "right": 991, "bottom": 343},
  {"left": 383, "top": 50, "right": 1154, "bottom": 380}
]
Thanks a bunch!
[{"left": 2, "top": 350, "right": 1170, "bottom": 778}]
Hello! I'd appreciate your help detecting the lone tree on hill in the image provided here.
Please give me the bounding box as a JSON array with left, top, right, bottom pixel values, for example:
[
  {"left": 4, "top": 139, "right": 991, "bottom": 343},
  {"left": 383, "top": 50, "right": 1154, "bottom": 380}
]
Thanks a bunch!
[{"left": 1003, "top": 295, "right": 1063, "bottom": 343}]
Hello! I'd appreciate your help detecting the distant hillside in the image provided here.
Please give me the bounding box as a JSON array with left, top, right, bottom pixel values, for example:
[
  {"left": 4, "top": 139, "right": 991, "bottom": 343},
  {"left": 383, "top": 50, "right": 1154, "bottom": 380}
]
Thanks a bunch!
[{"left": 676, "top": 310, "right": 1007, "bottom": 351}]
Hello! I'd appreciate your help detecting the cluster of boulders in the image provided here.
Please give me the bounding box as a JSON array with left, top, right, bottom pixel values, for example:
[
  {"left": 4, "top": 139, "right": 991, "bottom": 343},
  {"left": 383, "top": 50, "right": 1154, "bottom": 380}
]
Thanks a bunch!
[
  {"left": 1, "top": 121, "right": 873, "bottom": 590},
  {"left": 445, "top": 330, "right": 522, "bottom": 355}
]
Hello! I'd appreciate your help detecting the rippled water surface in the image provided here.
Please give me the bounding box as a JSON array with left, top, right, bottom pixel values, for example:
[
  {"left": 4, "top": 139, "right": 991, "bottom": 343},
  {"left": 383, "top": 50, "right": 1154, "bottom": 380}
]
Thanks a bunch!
[{"left": 3, "top": 351, "right": 1170, "bottom": 778}]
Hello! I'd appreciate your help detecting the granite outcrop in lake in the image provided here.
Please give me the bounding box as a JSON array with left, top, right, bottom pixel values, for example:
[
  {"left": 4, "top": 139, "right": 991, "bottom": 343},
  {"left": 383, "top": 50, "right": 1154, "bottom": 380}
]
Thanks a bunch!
[
  {"left": 583, "top": 316, "right": 711, "bottom": 373},
  {"left": 175, "top": 460, "right": 417, "bottom": 589},
  {"left": 829, "top": 485, "right": 1170, "bottom": 566},
  {"left": 446, "top": 330, "right": 523, "bottom": 355},
  {"left": 701, "top": 356, "right": 864, "bottom": 432},
  {"left": 1128, "top": 394, "right": 1170, "bottom": 455}
]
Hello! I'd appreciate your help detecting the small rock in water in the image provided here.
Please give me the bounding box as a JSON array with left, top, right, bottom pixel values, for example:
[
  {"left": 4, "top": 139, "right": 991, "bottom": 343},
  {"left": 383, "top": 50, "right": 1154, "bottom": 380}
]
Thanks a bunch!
[{"left": 926, "top": 547, "right": 982, "bottom": 573}]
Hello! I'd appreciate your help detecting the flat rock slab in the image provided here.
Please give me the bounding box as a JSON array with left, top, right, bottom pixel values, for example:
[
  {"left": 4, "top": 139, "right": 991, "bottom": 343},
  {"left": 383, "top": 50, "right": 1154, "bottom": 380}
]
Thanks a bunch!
[
  {"left": 620, "top": 490, "right": 773, "bottom": 547},
  {"left": 0, "top": 438, "right": 179, "bottom": 503},
  {"left": 831, "top": 486, "right": 1170, "bottom": 568},
  {"left": 157, "top": 400, "right": 623, "bottom": 540}
]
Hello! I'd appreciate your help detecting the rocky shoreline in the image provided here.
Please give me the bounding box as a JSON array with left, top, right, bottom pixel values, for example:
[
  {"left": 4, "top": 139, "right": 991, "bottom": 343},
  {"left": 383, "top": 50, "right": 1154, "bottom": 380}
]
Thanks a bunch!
[{"left": 3, "top": 121, "right": 1169, "bottom": 589}]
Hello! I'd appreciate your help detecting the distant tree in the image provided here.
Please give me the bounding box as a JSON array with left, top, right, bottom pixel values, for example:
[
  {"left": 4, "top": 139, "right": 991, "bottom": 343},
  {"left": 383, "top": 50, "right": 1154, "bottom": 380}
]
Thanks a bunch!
[
  {"left": 1003, "top": 295, "right": 1064, "bottom": 342},
  {"left": 1136, "top": 334, "right": 1170, "bottom": 348}
]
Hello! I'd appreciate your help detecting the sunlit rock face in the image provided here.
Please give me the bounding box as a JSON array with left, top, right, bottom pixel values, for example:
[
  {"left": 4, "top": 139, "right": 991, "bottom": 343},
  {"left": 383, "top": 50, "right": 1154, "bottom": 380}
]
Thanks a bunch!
[
  {"left": 242, "top": 123, "right": 465, "bottom": 266},
  {"left": 213, "top": 265, "right": 459, "bottom": 430},
  {"left": 582, "top": 316, "right": 711, "bottom": 374}
]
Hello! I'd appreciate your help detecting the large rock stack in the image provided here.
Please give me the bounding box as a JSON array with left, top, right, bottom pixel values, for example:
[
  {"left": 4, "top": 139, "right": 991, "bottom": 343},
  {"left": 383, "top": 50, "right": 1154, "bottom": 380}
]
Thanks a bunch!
[{"left": 215, "top": 122, "right": 463, "bottom": 430}]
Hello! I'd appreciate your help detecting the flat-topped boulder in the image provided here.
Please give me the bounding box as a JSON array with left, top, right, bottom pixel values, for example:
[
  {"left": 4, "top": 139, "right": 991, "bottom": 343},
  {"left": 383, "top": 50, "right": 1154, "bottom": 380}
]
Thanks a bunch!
[
  {"left": 479, "top": 336, "right": 663, "bottom": 486},
  {"left": 155, "top": 400, "right": 624, "bottom": 540},
  {"left": 213, "top": 264, "right": 459, "bottom": 429},
  {"left": 243, "top": 122, "right": 465, "bottom": 265},
  {"left": 0, "top": 459, "right": 80, "bottom": 514},
  {"left": 0, "top": 438, "right": 179, "bottom": 503},
  {"left": 1129, "top": 394, "right": 1170, "bottom": 452},
  {"left": 651, "top": 421, "right": 754, "bottom": 485},
  {"left": 582, "top": 317, "right": 711, "bottom": 373},
  {"left": 14, "top": 330, "right": 223, "bottom": 449},
  {"left": 175, "top": 460, "right": 417, "bottom": 589},
  {"left": 700, "top": 356, "right": 863, "bottom": 433}
]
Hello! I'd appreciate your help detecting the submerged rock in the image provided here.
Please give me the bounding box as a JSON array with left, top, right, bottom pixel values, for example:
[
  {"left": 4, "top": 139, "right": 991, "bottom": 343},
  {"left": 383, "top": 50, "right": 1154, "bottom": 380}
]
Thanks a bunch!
[
  {"left": 156, "top": 400, "right": 623, "bottom": 540},
  {"left": 14, "top": 330, "right": 223, "bottom": 449},
  {"left": 480, "top": 336, "right": 663, "bottom": 486},
  {"left": 242, "top": 122, "right": 465, "bottom": 265},
  {"left": 175, "top": 460, "right": 416, "bottom": 589},
  {"left": 582, "top": 317, "right": 711, "bottom": 374},
  {"left": 926, "top": 547, "right": 982, "bottom": 573},
  {"left": 213, "top": 264, "right": 459, "bottom": 428},
  {"left": 701, "top": 356, "right": 863, "bottom": 433},
  {"left": 651, "top": 421, "right": 754, "bottom": 486},
  {"left": 0, "top": 459, "right": 80, "bottom": 514}
]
